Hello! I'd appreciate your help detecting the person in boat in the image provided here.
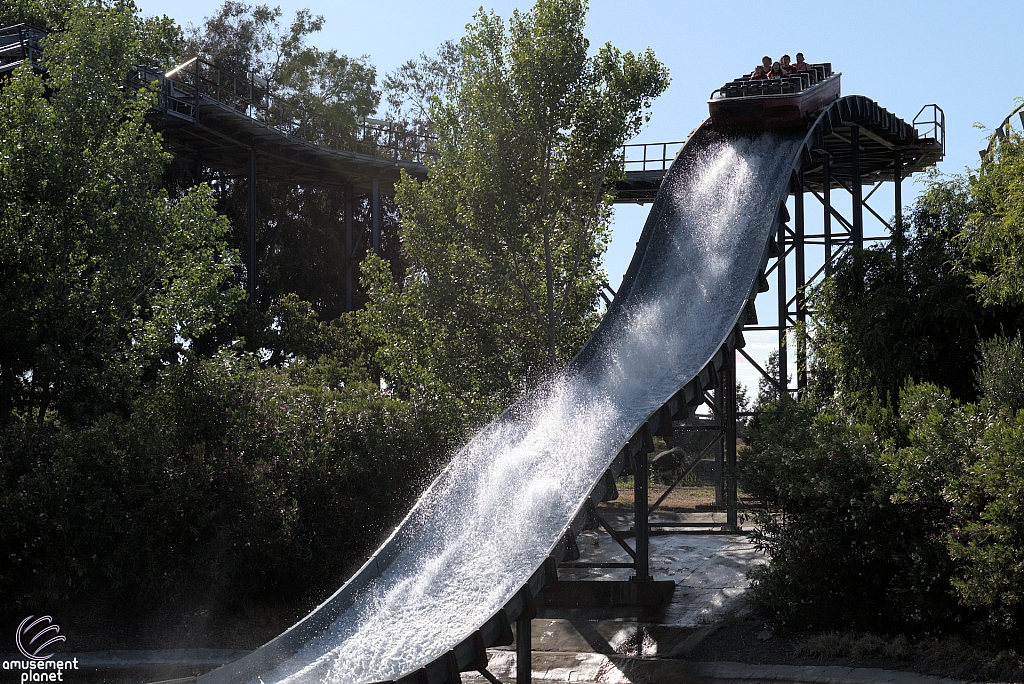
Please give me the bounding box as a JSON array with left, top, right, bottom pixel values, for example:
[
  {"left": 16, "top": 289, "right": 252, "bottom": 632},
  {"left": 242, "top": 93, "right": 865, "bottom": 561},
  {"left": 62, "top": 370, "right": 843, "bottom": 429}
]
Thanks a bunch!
[
  {"left": 749, "top": 65, "right": 768, "bottom": 80},
  {"left": 780, "top": 54, "right": 793, "bottom": 74},
  {"left": 790, "top": 53, "right": 810, "bottom": 73},
  {"left": 767, "top": 62, "right": 785, "bottom": 79}
]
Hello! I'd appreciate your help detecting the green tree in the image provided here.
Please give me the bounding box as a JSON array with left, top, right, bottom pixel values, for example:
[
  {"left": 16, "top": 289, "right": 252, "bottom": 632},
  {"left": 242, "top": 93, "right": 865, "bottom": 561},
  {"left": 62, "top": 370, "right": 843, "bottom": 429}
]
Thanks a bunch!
[
  {"left": 372, "top": 0, "right": 669, "bottom": 414},
  {"left": 960, "top": 106, "right": 1024, "bottom": 306},
  {"left": 742, "top": 394, "right": 960, "bottom": 632},
  {"left": 976, "top": 332, "right": 1024, "bottom": 412},
  {"left": 811, "top": 192, "right": 1024, "bottom": 415},
  {"left": 381, "top": 39, "right": 461, "bottom": 138},
  {"left": 184, "top": 1, "right": 379, "bottom": 128},
  {"left": 0, "top": 0, "right": 238, "bottom": 425}
]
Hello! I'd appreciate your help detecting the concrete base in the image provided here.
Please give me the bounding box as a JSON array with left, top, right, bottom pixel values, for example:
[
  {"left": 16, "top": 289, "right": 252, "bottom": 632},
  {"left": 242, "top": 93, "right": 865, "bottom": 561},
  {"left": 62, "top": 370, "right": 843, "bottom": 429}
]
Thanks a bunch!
[
  {"left": 540, "top": 581, "right": 676, "bottom": 609},
  {"left": 465, "top": 652, "right": 968, "bottom": 684}
]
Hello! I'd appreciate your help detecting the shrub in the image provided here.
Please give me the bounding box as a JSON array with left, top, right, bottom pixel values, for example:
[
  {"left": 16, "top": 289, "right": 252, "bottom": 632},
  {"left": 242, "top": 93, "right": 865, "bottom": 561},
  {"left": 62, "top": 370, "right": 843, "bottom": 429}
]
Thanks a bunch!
[
  {"left": 741, "top": 397, "right": 959, "bottom": 632},
  {"left": 946, "top": 408, "right": 1024, "bottom": 636},
  {"left": 0, "top": 350, "right": 449, "bottom": 618}
]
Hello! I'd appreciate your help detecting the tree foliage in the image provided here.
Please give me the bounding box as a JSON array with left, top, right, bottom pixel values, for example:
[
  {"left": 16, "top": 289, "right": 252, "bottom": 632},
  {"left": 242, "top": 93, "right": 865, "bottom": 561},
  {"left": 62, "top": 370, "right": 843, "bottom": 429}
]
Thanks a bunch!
[
  {"left": 0, "top": 349, "right": 448, "bottom": 618},
  {"left": 184, "top": 1, "right": 378, "bottom": 126},
  {"left": 0, "top": 0, "right": 238, "bottom": 426},
  {"left": 959, "top": 108, "right": 1024, "bottom": 306},
  {"left": 811, "top": 184, "right": 1024, "bottom": 415},
  {"left": 742, "top": 396, "right": 959, "bottom": 632},
  {"left": 367, "top": 0, "right": 669, "bottom": 419},
  {"left": 381, "top": 39, "right": 461, "bottom": 137}
]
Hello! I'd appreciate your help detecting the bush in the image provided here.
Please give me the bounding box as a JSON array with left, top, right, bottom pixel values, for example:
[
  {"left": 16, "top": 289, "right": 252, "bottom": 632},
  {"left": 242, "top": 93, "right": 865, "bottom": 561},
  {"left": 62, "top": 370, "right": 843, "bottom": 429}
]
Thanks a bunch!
[
  {"left": 0, "top": 350, "right": 449, "bottom": 618},
  {"left": 741, "top": 397, "right": 959, "bottom": 633},
  {"left": 743, "top": 335, "right": 1024, "bottom": 643},
  {"left": 976, "top": 332, "right": 1024, "bottom": 413}
]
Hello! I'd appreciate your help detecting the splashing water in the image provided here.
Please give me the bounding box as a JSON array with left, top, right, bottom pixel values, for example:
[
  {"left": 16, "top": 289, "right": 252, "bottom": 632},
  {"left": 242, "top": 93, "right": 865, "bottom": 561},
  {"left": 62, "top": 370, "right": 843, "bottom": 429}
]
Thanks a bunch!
[{"left": 259, "top": 132, "right": 802, "bottom": 684}]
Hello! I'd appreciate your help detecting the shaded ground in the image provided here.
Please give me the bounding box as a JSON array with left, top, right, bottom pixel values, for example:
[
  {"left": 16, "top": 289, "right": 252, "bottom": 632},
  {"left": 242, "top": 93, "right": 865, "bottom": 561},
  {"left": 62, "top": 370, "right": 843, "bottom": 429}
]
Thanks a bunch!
[
  {"left": 687, "top": 608, "right": 1024, "bottom": 683},
  {"left": 601, "top": 483, "right": 721, "bottom": 512},
  {"left": 14, "top": 475, "right": 1021, "bottom": 683}
]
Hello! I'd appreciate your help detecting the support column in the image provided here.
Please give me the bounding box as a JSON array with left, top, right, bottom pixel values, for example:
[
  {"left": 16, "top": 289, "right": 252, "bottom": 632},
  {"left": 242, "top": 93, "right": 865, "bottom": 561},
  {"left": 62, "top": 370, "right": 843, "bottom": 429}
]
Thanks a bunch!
[
  {"left": 193, "top": 151, "right": 203, "bottom": 186},
  {"left": 345, "top": 187, "right": 354, "bottom": 312},
  {"left": 516, "top": 617, "right": 531, "bottom": 684},
  {"left": 632, "top": 448, "right": 652, "bottom": 581},
  {"left": 371, "top": 177, "right": 381, "bottom": 256},
  {"left": 776, "top": 215, "right": 788, "bottom": 397},
  {"left": 247, "top": 147, "right": 257, "bottom": 304},
  {"left": 894, "top": 149, "right": 904, "bottom": 272},
  {"left": 725, "top": 350, "right": 738, "bottom": 531},
  {"left": 714, "top": 372, "right": 725, "bottom": 506},
  {"left": 794, "top": 170, "right": 807, "bottom": 392},
  {"left": 851, "top": 125, "right": 863, "bottom": 250},
  {"left": 823, "top": 157, "right": 832, "bottom": 276}
]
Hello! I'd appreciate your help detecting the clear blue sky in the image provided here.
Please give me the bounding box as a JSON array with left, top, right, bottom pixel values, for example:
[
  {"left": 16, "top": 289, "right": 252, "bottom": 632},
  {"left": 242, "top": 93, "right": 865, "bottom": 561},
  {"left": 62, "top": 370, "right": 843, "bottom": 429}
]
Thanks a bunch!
[{"left": 138, "top": 0, "right": 1024, "bottom": 393}]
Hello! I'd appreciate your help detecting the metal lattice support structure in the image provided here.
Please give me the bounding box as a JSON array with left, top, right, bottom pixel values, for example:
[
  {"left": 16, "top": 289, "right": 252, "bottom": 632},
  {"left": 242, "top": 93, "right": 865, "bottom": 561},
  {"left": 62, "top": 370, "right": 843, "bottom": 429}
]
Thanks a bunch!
[
  {"left": 743, "top": 99, "right": 945, "bottom": 401},
  {"left": 0, "top": 24, "right": 44, "bottom": 75}
]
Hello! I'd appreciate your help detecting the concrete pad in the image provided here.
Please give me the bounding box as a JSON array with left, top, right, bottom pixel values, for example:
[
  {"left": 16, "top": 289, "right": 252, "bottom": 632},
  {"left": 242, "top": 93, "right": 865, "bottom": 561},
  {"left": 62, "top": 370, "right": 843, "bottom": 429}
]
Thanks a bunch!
[
  {"left": 559, "top": 531, "right": 765, "bottom": 627},
  {"left": 461, "top": 653, "right": 971, "bottom": 684}
]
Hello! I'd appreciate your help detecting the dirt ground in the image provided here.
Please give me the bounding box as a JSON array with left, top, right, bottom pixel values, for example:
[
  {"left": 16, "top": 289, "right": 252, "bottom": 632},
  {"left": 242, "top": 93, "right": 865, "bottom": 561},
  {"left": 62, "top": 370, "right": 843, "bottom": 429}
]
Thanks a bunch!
[
  {"left": 598, "top": 482, "right": 760, "bottom": 520},
  {"left": 602, "top": 483, "right": 719, "bottom": 511}
]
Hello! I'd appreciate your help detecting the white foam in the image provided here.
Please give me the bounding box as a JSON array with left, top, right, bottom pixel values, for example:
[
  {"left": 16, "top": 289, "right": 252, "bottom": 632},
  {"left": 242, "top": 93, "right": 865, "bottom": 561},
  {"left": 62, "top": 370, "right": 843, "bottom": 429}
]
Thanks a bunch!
[{"left": 260, "top": 133, "right": 801, "bottom": 684}]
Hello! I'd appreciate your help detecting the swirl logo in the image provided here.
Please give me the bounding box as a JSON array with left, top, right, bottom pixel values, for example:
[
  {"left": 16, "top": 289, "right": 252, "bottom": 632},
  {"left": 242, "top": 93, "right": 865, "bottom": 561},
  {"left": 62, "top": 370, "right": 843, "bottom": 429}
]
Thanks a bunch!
[{"left": 15, "top": 616, "right": 66, "bottom": 661}]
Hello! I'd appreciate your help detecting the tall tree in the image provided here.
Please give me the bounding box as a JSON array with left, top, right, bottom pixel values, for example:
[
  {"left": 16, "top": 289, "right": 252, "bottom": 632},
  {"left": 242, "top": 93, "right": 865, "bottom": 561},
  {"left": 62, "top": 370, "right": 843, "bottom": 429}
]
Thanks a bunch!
[
  {"left": 183, "top": 2, "right": 379, "bottom": 128},
  {"left": 381, "top": 39, "right": 461, "bottom": 138},
  {"left": 810, "top": 174, "right": 1024, "bottom": 415},
  {"left": 0, "top": 0, "right": 238, "bottom": 425},
  {"left": 959, "top": 107, "right": 1024, "bottom": 306},
  {"left": 180, "top": 2, "right": 388, "bottom": 321},
  {"left": 367, "top": 0, "right": 669, "bottom": 414}
]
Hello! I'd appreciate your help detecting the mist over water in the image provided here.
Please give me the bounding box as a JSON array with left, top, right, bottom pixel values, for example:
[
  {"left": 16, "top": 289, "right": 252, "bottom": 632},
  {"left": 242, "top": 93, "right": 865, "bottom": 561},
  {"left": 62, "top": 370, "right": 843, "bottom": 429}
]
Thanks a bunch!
[{"left": 260, "top": 132, "right": 801, "bottom": 684}]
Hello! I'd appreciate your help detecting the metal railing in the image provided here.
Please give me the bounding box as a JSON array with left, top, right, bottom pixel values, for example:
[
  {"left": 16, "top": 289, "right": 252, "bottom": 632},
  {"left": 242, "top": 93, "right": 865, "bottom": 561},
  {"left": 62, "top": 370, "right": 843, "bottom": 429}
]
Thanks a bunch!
[
  {"left": 140, "top": 56, "right": 437, "bottom": 164},
  {"left": 620, "top": 141, "right": 683, "bottom": 174},
  {"left": 0, "top": 24, "right": 45, "bottom": 74},
  {"left": 912, "top": 103, "right": 946, "bottom": 156},
  {"left": 710, "top": 63, "right": 834, "bottom": 100},
  {"left": 977, "top": 101, "right": 1023, "bottom": 160}
]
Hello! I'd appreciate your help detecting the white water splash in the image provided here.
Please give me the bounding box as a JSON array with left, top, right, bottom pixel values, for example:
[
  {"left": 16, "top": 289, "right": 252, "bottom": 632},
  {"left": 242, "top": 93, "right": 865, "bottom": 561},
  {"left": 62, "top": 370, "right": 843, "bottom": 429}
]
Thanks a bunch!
[{"left": 260, "top": 132, "right": 801, "bottom": 684}]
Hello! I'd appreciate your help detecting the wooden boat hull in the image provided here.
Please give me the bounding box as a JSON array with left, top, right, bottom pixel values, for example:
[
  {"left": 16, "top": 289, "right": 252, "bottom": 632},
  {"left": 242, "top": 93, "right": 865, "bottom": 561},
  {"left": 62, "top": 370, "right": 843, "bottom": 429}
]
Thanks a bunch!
[{"left": 709, "top": 75, "right": 841, "bottom": 132}]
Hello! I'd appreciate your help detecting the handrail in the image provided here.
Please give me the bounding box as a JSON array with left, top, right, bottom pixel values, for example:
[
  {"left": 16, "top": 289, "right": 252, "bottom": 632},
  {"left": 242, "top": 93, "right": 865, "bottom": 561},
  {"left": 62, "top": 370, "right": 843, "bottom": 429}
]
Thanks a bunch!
[
  {"left": 620, "top": 140, "right": 685, "bottom": 173},
  {"left": 978, "top": 101, "right": 1023, "bottom": 160},
  {"left": 0, "top": 23, "right": 46, "bottom": 72},
  {"left": 163, "top": 56, "right": 198, "bottom": 78},
  {"left": 150, "top": 55, "right": 438, "bottom": 164},
  {"left": 912, "top": 103, "right": 946, "bottom": 156}
]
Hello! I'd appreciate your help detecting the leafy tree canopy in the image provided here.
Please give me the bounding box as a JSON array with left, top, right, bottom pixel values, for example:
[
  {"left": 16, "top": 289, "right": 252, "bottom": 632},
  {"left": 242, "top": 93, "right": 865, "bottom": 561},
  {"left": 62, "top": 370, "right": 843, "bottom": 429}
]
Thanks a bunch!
[
  {"left": 183, "top": 1, "right": 379, "bottom": 126},
  {"left": 810, "top": 176, "right": 1024, "bottom": 417},
  {"left": 381, "top": 39, "right": 461, "bottom": 137},
  {"left": 0, "top": 0, "right": 239, "bottom": 426},
  {"left": 365, "top": 0, "right": 669, "bottom": 420},
  {"left": 959, "top": 104, "right": 1024, "bottom": 306}
]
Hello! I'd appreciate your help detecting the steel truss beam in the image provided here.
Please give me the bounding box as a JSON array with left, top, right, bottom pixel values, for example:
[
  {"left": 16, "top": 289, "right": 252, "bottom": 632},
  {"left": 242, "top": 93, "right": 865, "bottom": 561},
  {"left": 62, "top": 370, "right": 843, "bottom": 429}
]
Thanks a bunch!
[{"left": 743, "top": 97, "right": 943, "bottom": 402}]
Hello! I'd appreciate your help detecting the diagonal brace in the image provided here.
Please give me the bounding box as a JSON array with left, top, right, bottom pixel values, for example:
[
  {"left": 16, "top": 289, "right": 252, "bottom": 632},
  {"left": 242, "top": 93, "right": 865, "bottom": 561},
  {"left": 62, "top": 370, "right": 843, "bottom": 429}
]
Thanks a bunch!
[
  {"left": 594, "top": 512, "right": 636, "bottom": 560},
  {"left": 649, "top": 437, "right": 723, "bottom": 515}
]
